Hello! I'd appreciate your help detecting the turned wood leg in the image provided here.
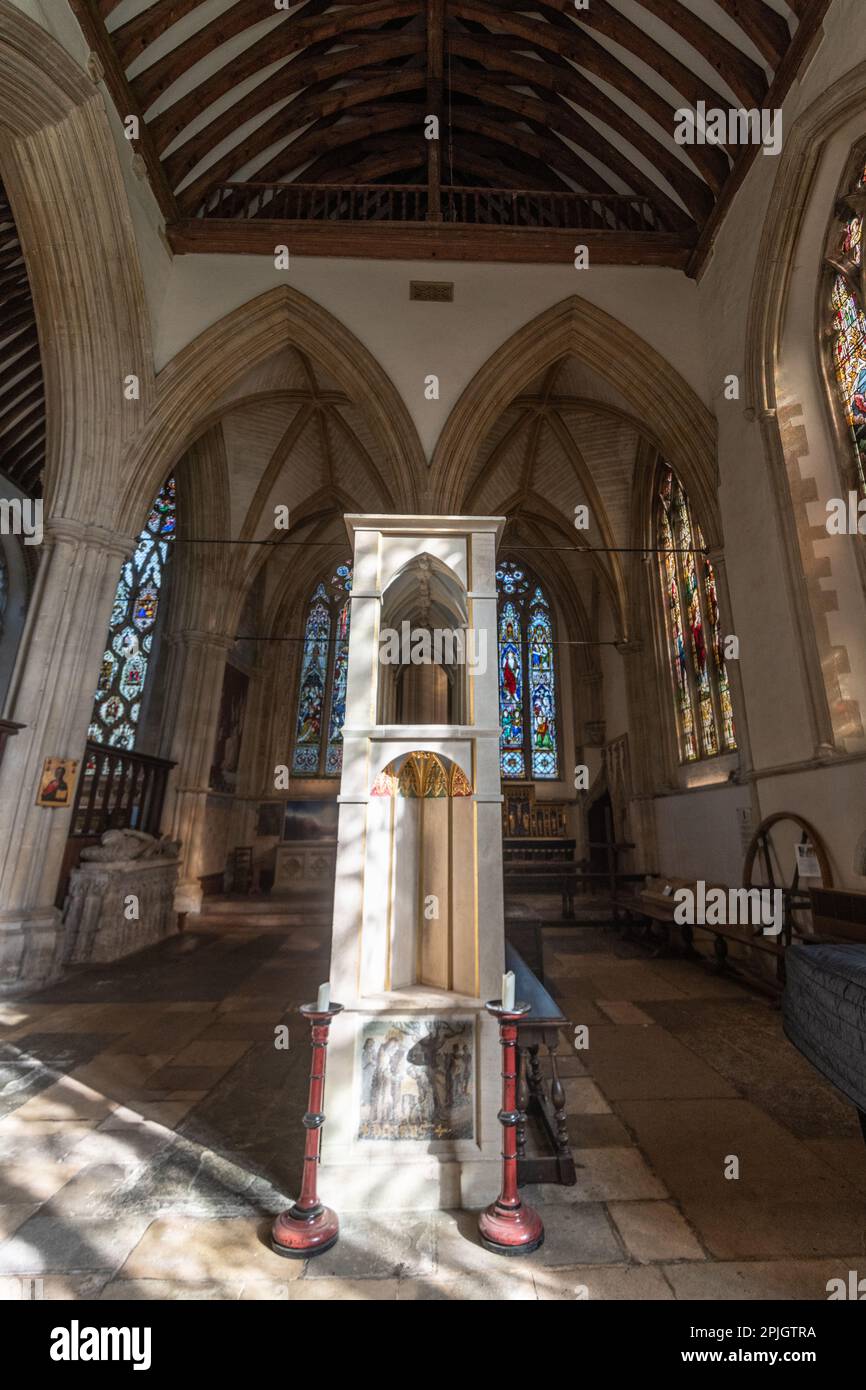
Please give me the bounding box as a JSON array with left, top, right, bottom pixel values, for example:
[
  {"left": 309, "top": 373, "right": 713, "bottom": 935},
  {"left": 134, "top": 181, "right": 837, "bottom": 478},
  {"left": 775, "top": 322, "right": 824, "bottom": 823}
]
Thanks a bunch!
[
  {"left": 858, "top": 1108, "right": 866, "bottom": 1150},
  {"left": 548, "top": 1040, "right": 570, "bottom": 1157},
  {"left": 516, "top": 1045, "right": 529, "bottom": 1162},
  {"left": 527, "top": 1042, "right": 543, "bottom": 1099}
]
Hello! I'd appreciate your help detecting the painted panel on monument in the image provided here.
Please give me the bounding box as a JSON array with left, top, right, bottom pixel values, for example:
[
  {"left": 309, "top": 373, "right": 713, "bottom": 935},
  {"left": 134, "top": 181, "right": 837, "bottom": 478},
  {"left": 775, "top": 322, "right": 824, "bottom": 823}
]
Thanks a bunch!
[{"left": 358, "top": 1017, "right": 474, "bottom": 1141}]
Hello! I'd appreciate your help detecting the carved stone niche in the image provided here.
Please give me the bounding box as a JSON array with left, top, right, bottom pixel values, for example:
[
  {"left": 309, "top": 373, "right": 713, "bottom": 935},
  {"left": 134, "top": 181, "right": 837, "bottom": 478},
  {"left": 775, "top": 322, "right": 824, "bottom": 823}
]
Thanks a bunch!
[
  {"left": 585, "top": 720, "right": 606, "bottom": 748},
  {"left": 62, "top": 832, "right": 181, "bottom": 965}
]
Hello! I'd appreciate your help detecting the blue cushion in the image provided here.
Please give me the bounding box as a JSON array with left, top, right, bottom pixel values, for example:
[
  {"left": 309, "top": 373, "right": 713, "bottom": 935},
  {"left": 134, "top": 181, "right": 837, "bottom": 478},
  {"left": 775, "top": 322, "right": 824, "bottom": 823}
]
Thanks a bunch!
[{"left": 783, "top": 943, "right": 866, "bottom": 1111}]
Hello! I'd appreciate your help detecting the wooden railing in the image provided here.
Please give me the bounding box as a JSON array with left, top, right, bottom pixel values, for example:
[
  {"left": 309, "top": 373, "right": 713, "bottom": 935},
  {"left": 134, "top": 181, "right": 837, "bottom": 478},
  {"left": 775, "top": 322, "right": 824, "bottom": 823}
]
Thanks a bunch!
[
  {"left": 70, "top": 742, "right": 175, "bottom": 840},
  {"left": 196, "top": 182, "right": 670, "bottom": 234}
]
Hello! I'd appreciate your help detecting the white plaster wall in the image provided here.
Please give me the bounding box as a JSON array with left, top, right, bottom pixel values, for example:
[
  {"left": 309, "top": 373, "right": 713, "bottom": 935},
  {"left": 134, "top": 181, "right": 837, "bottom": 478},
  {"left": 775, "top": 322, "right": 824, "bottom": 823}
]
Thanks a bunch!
[
  {"left": 756, "top": 762, "right": 866, "bottom": 889},
  {"left": 599, "top": 600, "right": 629, "bottom": 742},
  {"left": 653, "top": 782, "right": 752, "bottom": 885},
  {"left": 151, "top": 258, "right": 708, "bottom": 459}
]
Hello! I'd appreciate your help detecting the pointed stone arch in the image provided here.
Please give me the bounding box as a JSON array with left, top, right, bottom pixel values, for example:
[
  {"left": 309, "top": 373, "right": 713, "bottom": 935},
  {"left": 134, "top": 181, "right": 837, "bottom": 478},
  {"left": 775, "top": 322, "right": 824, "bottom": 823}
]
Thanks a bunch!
[
  {"left": 0, "top": 1, "right": 152, "bottom": 521},
  {"left": 431, "top": 294, "right": 719, "bottom": 549},
  {"left": 745, "top": 59, "right": 866, "bottom": 756},
  {"left": 118, "top": 285, "right": 426, "bottom": 535}
]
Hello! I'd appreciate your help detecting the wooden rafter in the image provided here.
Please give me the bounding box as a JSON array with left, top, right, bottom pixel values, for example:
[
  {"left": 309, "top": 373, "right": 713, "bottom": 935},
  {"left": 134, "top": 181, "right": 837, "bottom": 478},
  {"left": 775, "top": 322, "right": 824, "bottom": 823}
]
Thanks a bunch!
[
  {"left": 67, "top": 0, "right": 824, "bottom": 274},
  {"left": 0, "top": 179, "right": 45, "bottom": 497},
  {"left": 66, "top": 0, "right": 178, "bottom": 221}
]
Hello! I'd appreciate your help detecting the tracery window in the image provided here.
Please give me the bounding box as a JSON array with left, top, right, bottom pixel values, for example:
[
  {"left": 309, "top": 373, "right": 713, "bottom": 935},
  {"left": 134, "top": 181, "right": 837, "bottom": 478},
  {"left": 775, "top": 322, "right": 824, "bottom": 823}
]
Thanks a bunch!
[
  {"left": 826, "top": 157, "right": 866, "bottom": 492},
  {"left": 496, "top": 560, "right": 559, "bottom": 781},
  {"left": 292, "top": 564, "right": 352, "bottom": 777},
  {"left": 656, "top": 467, "right": 736, "bottom": 763},
  {"left": 88, "top": 478, "right": 176, "bottom": 750}
]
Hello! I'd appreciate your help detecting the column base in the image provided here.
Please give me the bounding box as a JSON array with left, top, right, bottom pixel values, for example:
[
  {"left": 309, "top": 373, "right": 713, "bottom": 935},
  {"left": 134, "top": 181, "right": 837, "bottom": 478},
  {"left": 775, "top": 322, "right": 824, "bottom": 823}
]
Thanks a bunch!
[
  {"left": 0, "top": 910, "right": 64, "bottom": 996},
  {"left": 478, "top": 1198, "right": 545, "bottom": 1256},
  {"left": 271, "top": 1204, "right": 339, "bottom": 1259}
]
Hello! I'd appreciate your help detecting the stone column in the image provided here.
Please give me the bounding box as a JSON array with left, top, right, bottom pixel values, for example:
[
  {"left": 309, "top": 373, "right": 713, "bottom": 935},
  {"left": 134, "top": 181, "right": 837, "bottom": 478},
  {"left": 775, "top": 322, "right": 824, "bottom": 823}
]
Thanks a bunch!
[
  {"left": 616, "top": 637, "right": 660, "bottom": 872},
  {"left": 158, "top": 629, "right": 235, "bottom": 914},
  {"left": 0, "top": 520, "right": 132, "bottom": 991},
  {"left": 706, "top": 547, "right": 755, "bottom": 778}
]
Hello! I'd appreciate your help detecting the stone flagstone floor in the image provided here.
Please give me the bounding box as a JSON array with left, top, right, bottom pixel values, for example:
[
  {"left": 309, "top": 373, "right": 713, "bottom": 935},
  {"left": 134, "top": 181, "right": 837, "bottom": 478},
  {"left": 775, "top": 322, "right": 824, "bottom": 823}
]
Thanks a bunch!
[{"left": 0, "top": 907, "right": 864, "bottom": 1300}]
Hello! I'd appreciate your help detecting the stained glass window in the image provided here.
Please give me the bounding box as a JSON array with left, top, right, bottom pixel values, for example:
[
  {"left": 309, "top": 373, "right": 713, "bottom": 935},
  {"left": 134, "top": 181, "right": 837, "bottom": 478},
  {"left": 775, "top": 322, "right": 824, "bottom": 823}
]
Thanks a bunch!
[
  {"left": 827, "top": 158, "right": 866, "bottom": 491},
  {"left": 496, "top": 561, "right": 559, "bottom": 780},
  {"left": 656, "top": 467, "right": 736, "bottom": 763},
  {"left": 292, "top": 564, "right": 352, "bottom": 777},
  {"left": 88, "top": 478, "right": 176, "bottom": 750}
]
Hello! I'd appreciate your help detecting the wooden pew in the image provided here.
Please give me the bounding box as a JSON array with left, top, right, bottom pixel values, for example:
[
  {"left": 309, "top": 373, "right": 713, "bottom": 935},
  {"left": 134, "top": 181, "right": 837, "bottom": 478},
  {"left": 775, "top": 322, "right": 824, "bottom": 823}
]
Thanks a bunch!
[
  {"left": 614, "top": 875, "right": 787, "bottom": 982},
  {"left": 506, "top": 942, "right": 576, "bottom": 1186}
]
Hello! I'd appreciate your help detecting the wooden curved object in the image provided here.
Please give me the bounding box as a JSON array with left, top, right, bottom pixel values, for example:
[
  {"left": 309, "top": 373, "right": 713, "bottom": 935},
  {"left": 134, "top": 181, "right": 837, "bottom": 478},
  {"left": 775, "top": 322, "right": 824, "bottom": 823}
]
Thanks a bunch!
[{"left": 742, "top": 813, "right": 833, "bottom": 891}]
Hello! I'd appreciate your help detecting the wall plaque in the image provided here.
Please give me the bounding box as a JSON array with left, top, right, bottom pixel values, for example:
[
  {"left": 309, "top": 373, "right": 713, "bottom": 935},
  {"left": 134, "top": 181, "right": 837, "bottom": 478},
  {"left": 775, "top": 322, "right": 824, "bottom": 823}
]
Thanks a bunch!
[{"left": 357, "top": 1016, "right": 474, "bottom": 1141}]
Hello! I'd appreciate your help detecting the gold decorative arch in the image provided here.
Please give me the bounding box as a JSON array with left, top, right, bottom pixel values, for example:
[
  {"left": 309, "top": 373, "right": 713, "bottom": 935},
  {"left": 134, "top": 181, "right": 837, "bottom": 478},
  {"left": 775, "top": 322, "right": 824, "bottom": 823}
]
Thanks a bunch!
[{"left": 371, "top": 751, "right": 473, "bottom": 798}]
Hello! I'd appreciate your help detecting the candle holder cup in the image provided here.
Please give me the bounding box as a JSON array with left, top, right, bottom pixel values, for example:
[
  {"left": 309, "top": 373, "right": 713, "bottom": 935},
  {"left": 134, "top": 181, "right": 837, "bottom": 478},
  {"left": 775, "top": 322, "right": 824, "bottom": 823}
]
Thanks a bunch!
[
  {"left": 271, "top": 1001, "right": 343, "bottom": 1260},
  {"left": 478, "top": 1000, "right": 545, "bottom": 1257}
]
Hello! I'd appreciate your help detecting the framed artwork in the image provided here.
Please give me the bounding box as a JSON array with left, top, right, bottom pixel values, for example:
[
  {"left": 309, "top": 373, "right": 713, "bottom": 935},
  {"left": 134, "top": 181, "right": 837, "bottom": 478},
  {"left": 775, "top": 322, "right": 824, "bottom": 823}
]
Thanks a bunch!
[
  {"left": 36, "top": 757, "right": 79, "bottom": 808},
  {"left": 357, "top": 1016, "right": 474, "bottom": 1142},
  {"left": 282, "top": 800, "right": 339, "bottom": 842}
]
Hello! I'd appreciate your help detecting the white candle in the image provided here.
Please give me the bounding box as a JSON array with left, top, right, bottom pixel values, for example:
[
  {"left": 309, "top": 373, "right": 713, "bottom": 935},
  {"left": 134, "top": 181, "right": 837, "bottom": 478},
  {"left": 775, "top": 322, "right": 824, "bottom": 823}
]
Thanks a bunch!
[
  {"left": 316, "top": 982, "right": 331, "bottom": 1012},
  {"left": 502, "top": 971, "right": 515, "bottom": 1011}
]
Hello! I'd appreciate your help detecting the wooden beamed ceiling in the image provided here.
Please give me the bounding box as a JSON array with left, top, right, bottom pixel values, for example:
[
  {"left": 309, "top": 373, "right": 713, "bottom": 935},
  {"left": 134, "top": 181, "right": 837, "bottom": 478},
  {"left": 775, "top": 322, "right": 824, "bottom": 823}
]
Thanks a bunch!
[
  {"left": 68, "top": 0, "right": 831, "bottom": 271},
  {"left": 0, "top": 181, "right": 45, "bottom": 497}
]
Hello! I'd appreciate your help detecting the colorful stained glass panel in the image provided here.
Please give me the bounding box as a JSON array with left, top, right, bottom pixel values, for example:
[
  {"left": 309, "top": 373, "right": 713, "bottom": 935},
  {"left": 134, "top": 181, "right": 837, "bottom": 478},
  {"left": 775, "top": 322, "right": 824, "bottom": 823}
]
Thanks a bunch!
[{"left": 89, "top": 477, "right": 176, "bottom": 749}]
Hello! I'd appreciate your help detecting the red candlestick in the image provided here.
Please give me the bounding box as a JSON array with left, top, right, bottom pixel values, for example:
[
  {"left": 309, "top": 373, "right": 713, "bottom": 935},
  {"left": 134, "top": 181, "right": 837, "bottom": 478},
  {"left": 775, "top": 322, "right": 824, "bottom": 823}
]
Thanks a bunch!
[
  {"left": 478, "top": 1000, "right": 544, "bottom": 1256},
  {"left": 271, "top": 1002, "right": 343, "bottom": 1259}
]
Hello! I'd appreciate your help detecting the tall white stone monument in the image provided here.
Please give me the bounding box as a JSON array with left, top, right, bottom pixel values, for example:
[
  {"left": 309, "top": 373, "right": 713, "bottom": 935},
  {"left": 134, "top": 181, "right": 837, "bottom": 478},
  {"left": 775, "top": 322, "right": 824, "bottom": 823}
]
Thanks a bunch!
[{"left": 320, "top": 515, "right": 507, "bottom": 1209}]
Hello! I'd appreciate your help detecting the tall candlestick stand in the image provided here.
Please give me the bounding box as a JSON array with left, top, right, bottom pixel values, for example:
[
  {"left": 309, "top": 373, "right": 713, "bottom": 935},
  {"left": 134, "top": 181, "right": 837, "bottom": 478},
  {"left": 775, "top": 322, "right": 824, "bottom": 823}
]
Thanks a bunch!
[
  {"left": 478, "top": 1000, "right": 545, "bottom": 1256},
  {"left": 271, "top": 1001, "right": 343, "bottom": 1259}
]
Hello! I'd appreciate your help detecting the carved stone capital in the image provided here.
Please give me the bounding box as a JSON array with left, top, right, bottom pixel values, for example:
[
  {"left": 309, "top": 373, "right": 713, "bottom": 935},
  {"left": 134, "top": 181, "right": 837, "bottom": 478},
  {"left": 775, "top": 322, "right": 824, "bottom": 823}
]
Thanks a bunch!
[{"left": 45, "top": 518, "right": 135, "bottom": 563}]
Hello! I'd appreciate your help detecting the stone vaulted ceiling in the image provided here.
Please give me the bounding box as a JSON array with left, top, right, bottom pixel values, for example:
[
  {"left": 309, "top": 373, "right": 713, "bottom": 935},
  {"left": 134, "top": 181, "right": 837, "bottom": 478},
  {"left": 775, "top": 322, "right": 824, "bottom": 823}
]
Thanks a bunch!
[{"left": 68, "top": 0, "right": 829, "bottom": 270}]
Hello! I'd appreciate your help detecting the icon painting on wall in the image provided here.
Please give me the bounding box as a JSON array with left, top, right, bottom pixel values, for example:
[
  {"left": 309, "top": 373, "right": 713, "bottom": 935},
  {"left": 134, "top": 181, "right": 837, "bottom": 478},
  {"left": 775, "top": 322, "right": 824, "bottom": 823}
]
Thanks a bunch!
[
  {"left": 358, "top": 1017, "right": 474, "bottom": 1141},
  {"left": 36, "top": 757, "right": 79, "bottom": 808}
]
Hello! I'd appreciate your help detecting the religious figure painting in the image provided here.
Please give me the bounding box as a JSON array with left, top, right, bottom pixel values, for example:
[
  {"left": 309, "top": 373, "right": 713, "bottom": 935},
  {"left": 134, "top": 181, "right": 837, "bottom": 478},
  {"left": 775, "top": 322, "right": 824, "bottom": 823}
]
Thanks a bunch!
[
  {"left": 36, "top": 757, "right": 79, "bottom": 808},
  {"left": 357, "top": 1017, "right": 474, "bottom": 1142}
]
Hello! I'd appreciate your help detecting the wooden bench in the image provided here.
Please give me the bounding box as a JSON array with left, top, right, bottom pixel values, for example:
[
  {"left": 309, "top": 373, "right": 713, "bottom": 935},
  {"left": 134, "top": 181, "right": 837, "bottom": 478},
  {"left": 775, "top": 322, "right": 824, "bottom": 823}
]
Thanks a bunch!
[
  {"left": 506, "top": 942, "right": 576, "bottom": 1187},
  {"left": 615, "top": 875, "right": 787, "bottom": 982}
]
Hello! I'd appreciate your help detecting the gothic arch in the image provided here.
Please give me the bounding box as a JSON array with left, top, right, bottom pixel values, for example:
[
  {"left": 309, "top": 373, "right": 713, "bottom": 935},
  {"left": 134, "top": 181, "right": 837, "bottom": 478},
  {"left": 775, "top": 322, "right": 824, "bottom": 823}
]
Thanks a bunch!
[
  {"left": 746, "top": 60, "right": 866, "bottom": 755},
  {"left": 118, "top": 286, "right": 426, "bottom": 536},
  {"left": 431, "top": 294, "right": 720, "bottom": 547},
  {"left": 0, "top": 1, "right": 152, "bottom": 522}
]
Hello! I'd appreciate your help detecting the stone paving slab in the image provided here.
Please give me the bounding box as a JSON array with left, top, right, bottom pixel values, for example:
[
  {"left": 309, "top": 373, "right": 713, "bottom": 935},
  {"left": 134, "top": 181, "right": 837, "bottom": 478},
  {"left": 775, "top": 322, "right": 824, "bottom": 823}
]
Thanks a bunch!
[
  {"left": 663, "top": 1256, "right": 866, "bottom": 1301},
  {"left": 0, "top": 1214, "right": 153, "bottom": 1275},
  {"left": 3, "top": 913, "right": 863, "bottom": 1302},
  {"left": 303, "top": 1213, "right": 438, "bottom": 1279}
]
